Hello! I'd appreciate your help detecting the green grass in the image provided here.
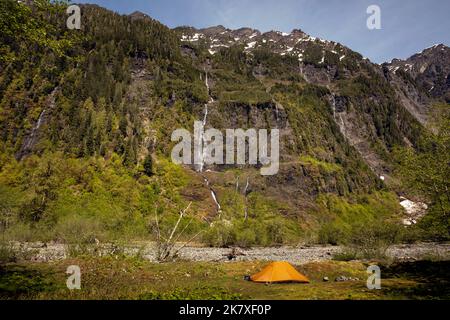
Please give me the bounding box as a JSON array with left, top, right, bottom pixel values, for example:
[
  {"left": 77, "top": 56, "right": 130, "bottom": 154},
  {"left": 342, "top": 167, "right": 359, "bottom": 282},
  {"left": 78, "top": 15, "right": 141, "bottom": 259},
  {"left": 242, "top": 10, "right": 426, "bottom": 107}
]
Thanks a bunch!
[
  {"left": 1, "top": 257, "right": 448, "bottom": 300},
  {"left": 299, "top": 155, "right": 342, "bottom": 174}
]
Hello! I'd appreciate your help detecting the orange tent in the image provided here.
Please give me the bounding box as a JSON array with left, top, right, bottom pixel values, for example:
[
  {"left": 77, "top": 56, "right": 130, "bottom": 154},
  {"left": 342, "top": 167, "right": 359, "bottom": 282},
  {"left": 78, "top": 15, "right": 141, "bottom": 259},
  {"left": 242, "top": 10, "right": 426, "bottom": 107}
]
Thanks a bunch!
[{"left": 250, "top": 261, "right": 310, "bottom": 283}]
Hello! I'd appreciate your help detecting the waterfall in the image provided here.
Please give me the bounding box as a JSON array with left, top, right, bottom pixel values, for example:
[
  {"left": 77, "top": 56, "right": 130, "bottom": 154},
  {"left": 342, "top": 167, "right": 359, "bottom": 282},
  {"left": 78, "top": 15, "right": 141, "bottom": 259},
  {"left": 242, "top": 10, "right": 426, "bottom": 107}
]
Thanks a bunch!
[
  {"left": 338, "top": 113, "right": 346, "bottom": 138},
  {"left": 16, "top": 86, "right": 59, "bottom": 160},
  {"left": 198, "top": 71, "right": 222, "bottom": 214},
  {"left": 25, "top": 109, "right": 46, "bottom": 150},
  {"left": 210, "top": 189, "right": 221, "bottom": 212},
  {"left": 330, "top": 94, "right": 336, "bottom": 119},
  {"left": 195, "top": 103, "right": 208, "bottom": 172},
  {"left": 329, "top": 94, "right": 347, "bottom": 139},
  {"left": 36, "top": 110, "right": 46, "bottom": 129},
  {"left": 16, "top": 109, "right": 46, "bottom": 160},
  {"left": 205, "top": 72, "right": 214, "bottom": 103},
  {"left": 299, "top": 63, "right": 309, "bottom": 83},
  {"left": 196, "top": 72, "right": 211, "bottom": 173},
  {"left": 203, "top": 176, "right": 221, "bottom": 213}
]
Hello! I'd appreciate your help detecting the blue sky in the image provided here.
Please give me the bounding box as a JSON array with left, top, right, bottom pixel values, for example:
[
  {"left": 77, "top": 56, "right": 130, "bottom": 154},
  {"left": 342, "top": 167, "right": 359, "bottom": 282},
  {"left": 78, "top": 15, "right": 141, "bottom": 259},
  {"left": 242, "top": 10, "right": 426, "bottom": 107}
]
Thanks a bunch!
[{"left": 76, "top": 0, "right": 449, "bottom": 63}]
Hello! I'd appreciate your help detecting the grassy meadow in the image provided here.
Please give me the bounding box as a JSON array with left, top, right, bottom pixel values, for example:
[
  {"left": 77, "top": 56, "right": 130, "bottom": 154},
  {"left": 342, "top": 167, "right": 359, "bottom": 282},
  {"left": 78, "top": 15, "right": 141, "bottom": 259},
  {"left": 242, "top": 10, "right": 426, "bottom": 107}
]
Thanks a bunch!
[{"left": 1, "top": 256, "right": 449, "bottom": 300}]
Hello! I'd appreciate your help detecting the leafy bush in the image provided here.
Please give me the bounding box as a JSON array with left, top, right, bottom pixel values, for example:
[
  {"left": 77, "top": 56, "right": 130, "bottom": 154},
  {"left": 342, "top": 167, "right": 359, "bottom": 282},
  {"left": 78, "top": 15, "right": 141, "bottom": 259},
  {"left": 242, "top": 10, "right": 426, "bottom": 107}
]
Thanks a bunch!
[
  {"left": 0, "top": 240, "right": 35, "bottom": 264},
  {"left": 202, "top": 217, "right": 299, "bottom": 248},
  {"left": 202, "top": 220, "right": 236, "bottom": 247},
  {"left": 344, "top": 221, "right": 402, "bottom": 260},
  {"left": 0, "top": 241, "right": 17, "bottom": 264},
  {"left": 266, "top": 218, "right": 293, "bottom": 245},
  {"left": 332, "top": 221, "right": 403, "bottom": 261},
  {"left": 332, "top": 250, "right": 358, "bottom": 262},
  {"left": 0, "top": 266, "right": 57, "bottom": 299},
  {"left": 318, "top": 223, "right": 349, "bottom": 246},
  {"left": 316, "top": 192, "right": 402, "bottom": 246}
]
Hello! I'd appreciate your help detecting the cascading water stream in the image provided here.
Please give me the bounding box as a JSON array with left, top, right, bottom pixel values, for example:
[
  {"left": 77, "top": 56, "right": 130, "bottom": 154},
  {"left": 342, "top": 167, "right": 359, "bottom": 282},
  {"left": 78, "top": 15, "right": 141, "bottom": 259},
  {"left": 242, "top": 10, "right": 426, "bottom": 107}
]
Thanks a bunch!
[
  {"left": 195, "top": 103, "right": 208, "bottom": 172},
  {"left": 196, "top": 72, "right": 213, "bottom": 173},
  {"left": 338, "top": 113, "right": 346, "bottom": 138},
  {"left": 198, "top": 71, "right": 221, "bottom": 214},
  {"left": 329, "top": 93, "right": 346, "bottom": 139},
  {"left": 25, "top": 110, "right": 46, "bottom": 149},
  {"left": 330, "top": 94, "right": 336, "bottom": 119},
  {"left": 299, "top": 63, "right": 310, "bottom": 83},
  {"left": 16, "top": 109, "right": 47, "bottom": 160},
  {"left": 16, "top": 86, "right": 59, "bottom": 160}
]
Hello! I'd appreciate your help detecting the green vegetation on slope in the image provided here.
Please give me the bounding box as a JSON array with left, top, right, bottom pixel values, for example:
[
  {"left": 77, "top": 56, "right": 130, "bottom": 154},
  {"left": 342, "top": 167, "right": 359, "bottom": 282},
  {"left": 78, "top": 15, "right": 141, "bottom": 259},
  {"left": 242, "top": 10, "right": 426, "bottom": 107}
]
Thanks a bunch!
[
  {"left": 0, "top": 0, "right": 447, "bottom": 248},
  {"left": 393, "top": 104, "right": 450, "bottom": 241}
]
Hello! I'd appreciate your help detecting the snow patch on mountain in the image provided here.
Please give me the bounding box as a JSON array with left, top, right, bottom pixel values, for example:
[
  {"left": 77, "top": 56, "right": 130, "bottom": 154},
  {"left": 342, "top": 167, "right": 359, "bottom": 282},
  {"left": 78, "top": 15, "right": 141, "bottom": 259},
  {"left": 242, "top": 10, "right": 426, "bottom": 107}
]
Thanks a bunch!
[{"left": 400, "top": 197, "right": 428, "bottom": 226}]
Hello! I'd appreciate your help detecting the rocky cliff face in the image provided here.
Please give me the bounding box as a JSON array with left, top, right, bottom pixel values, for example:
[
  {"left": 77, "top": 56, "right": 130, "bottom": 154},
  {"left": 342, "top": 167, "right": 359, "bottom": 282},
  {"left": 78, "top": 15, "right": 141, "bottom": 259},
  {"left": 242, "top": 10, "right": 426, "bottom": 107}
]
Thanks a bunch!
[
  {"left": 382, "top": 44, "right": 450, "bottom": 124},
  {"left": 172, "top": 24, "right": 446, "bottom": 183},
  {"left": 386, "top": 44, "right": 450, "bottom": 101},
  {"left": 102, "top": 11, "right": 448, "bottom": 217}
]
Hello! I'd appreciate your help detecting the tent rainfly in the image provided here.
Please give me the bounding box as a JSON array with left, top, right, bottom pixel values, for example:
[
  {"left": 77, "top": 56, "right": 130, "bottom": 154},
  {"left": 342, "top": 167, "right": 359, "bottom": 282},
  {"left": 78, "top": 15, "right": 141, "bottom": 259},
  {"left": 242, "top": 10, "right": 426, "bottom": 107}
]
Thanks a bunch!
[{"left": 250, "top": 261, "right": 310, "bottom": 283}]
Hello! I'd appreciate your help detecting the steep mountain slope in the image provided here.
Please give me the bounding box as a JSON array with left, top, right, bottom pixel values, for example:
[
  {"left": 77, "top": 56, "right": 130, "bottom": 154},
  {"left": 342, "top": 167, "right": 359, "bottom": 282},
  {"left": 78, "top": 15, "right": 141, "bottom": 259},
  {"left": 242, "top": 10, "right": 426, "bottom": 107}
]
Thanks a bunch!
[
  {"left": 174, "top": 24, "right": 427, "bottom": 180},
  {"left": 386, "top": 44, "right": 450, "bottom": 101},
  {"left": 0, "top": 2, "right": 447, "bottom": 245},
  {"left": 383, "top": 44, "right": 450, "bottom": 124}
]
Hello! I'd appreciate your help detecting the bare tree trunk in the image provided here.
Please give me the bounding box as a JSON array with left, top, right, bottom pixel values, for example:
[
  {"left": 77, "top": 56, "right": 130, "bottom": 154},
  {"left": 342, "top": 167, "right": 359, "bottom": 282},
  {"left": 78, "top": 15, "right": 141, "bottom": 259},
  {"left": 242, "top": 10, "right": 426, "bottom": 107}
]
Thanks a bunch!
[
  {"left": 154, "top": 202, "right": 193, "bottom": 262},
  {"left": 168, "top": 202, "right": 191, "bottom": 243}
]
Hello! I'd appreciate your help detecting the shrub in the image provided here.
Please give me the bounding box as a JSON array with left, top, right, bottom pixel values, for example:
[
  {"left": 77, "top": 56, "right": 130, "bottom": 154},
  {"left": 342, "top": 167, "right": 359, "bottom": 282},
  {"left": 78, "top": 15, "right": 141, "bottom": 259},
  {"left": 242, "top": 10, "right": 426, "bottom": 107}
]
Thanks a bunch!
[
  {"left": 398, "top": 225, "right": 424, "bottom": 244},
  {"left": 202, "top": 220, "right": 262, "bottom": 248},
  {"left": 266, "top": 219, "right": 290, "bottom": 245},
  {"left": 202, "top": 217, "right": 300, "bottom": 248},
  {"left": 0, "top": 239, "right": 35, "bottom": 264},
  {"left": 0, "top": 266, "right": 57, "bottom": 299},
  {"left": 344, "top": 221, "right": 403, "bottom": 260},
  {"left": 315, "top": 192, "right": 403, "bottom": 246},
  {"left": 55, "top": 215, "right": 103, "bottom": 243},
  {"left": 318, "top": 223, "right": 349, "bottom": 245},
  {"left": 332, "top": 250, "right": 358, "bottom": 261},
  {"left": 202, "top": 220, "right": 236, "bottom": 247},
  {"left": 0, "top": 241, "right": 17, "bottom": 264},
  {"left": 235, "top": 227, "right": 257, "bottom": 248}
]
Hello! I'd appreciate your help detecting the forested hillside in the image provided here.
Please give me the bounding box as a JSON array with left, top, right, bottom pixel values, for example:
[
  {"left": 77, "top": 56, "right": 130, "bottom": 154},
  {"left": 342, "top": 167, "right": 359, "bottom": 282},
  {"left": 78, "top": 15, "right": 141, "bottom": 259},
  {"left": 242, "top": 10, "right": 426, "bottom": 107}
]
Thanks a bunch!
[{"left": 0, "top": 0, "right": 448, "bottom": 247}]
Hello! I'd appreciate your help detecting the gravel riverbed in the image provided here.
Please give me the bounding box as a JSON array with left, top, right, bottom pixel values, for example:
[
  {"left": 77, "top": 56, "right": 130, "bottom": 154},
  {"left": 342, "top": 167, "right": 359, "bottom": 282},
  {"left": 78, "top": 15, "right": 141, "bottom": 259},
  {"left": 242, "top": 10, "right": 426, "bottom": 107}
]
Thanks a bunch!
[{"left": 10, "top": 242, "right": 450, "bottom": 264}]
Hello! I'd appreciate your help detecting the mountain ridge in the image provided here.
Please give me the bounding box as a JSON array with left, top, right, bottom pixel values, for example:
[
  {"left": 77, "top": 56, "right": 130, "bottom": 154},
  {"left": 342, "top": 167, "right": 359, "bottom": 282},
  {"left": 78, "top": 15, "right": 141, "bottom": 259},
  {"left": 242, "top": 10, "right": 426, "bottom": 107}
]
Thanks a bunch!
[{"left": 0, "top": 1, "right": 448, "bottom": 246}]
